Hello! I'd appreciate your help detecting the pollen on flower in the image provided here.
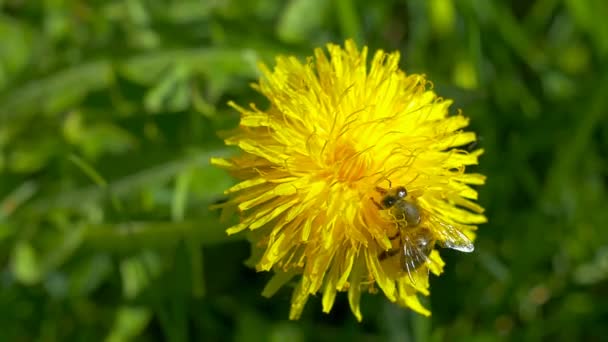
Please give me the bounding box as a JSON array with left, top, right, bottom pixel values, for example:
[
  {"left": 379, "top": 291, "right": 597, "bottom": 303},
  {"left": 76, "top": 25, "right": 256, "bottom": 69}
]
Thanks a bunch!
[{"left": 212, "top": 39, "right": 486, "bottom": 321}]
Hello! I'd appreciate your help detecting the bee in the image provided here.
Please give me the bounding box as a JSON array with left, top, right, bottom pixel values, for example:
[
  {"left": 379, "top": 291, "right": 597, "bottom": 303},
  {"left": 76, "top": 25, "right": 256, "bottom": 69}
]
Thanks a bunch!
[{"left": 372, "top": 185, "right": 474, "bottom": 281}]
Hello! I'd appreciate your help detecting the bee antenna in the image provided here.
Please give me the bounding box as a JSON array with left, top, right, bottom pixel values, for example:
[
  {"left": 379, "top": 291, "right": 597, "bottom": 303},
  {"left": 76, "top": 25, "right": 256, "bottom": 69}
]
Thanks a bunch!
[{"left": 373, "top": 175, "right": 393, "bottom": 189}]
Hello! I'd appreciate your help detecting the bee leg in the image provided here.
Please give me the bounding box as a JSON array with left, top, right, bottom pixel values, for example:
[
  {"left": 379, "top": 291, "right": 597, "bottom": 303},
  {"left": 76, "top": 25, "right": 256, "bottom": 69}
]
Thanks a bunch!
[
  {"left": 379, "top": 248, "right": 401, "bottom": 261},
  {"left": 374, "top": 186, "right": 388, "bottom": 195},
  {"left": 370, "top": 197, "right": 383, "bottom": 210},
  {"left": 374, "top": 177, "right": 392, "bottom": 192},
  {"left": 388, "top": 231, "right": 401, "bottom": 240}
]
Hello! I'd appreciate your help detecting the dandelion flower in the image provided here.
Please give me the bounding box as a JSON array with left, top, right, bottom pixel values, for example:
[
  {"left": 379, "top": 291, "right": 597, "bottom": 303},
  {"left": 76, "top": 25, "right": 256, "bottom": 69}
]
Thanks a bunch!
[{"left": 212, "top": 40, "right": 486, "bottom": 321}]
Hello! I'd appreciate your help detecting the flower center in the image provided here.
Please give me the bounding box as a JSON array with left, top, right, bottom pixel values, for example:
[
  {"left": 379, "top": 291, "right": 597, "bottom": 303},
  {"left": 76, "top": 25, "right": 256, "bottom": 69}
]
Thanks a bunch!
[{"left": 325, "top": 141, "right": 369, "bottom": 184}]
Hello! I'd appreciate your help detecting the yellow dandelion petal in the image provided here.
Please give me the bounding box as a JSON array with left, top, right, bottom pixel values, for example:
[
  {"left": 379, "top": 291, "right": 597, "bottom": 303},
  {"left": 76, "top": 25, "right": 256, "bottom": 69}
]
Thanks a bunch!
[
  {"left": 262, "top": 269, "right": 298, "bottom": 298},
  {"left": 336, "top": 245, "right": 357, "bottom": 289},
  {"left": 428, "top": 250, "right": 446, "bottom": 275},
  {"left": 213, "top": 40, "right": 486, "bottom": 321},
  {"left": 347, "top": 254, "right": 365, "bottom": 322},
  {"left": 397, "top": 277, "right": 431, "bottom": 316},
  {"left": 321, "top": 249, "right": 343, "bottom": 313},
  {"left": 289, "top": 279, "right": 310, "bottom": 320},
  {"left": 365, "top": 248, "right": 396, "bottom": 301},
  {"left": 225, "top": 178, "right": 267, "bottom": 194},
  {"left": 322, "top": 277, "right": 338, "bottom": 313}
]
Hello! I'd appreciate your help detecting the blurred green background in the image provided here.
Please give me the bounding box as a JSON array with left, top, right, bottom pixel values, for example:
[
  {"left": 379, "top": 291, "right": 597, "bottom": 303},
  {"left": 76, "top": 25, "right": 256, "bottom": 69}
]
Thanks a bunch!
[{"left": 1, "top": 0, "right": 607, "bottom": 341}]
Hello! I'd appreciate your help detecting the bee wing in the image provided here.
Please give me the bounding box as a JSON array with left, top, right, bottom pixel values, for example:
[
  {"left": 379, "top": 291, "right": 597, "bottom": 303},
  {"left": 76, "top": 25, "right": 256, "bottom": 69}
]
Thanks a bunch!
[
  {"left": 429, "top": 217, "right": 474, "bottom": 253},
  {"left": 401, "top": 234, "right": 431, "bottom": 284}
]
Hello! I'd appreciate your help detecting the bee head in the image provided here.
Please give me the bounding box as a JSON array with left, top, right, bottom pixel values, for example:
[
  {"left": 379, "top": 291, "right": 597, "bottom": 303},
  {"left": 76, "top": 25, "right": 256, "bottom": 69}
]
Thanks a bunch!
[
  {"left": 382, "top": 195, "right": 397, "bottom": 208},
  {"left": 379, "top": 186, "right": 408, "bottom": 208},
  {"left": 395, "top": 186, "right": 407, "bottom": 199}
]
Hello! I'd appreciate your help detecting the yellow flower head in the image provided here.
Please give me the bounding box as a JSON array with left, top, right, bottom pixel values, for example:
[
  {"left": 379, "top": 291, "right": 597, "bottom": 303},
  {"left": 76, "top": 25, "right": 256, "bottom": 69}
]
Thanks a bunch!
[{"left": 212, "top": 40, "right": 486, "bottom": 321}]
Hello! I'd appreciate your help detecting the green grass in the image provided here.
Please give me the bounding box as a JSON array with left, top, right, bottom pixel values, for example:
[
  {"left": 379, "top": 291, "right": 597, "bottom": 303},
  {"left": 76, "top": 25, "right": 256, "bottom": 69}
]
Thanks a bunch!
[{"left": 1, "top": 0, "right": 607, "bottom": 341}]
